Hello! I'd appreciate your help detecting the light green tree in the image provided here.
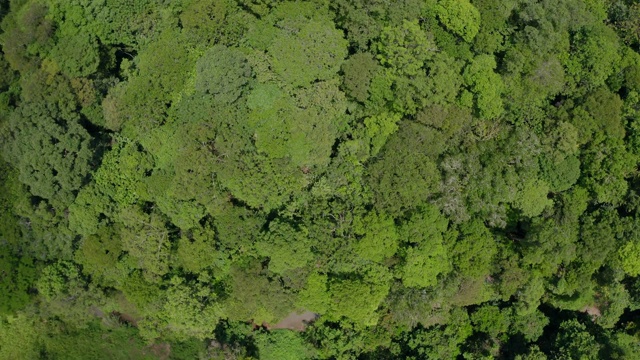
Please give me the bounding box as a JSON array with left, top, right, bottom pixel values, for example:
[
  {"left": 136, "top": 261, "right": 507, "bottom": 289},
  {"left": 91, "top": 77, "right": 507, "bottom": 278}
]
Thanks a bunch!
[
  {"left": 256, "top": 220, "right": 314, "bottom": 275},
  {"left": 329, "top": 278, "right": 388, "bottom": 327},
  {"left": 175, "top": 224, "right": 224, "bottom": 275},
  {"left": 364, "top": 112, "right": 401, "bottom": 157},
  {"left": 2, "top": 99, "right": 93, "bottom": 209},
  {"left": 513, "top": 179, "right": 553, "bottom": 217},
  {"left": 353, "top": 211, "right": 399, "bottom": 263},
  {"left": 463, "top": 54, "right": 504, "bottom": 119},
  {"left": 619, "top": 240, "right": 640, "bottom": 276},
  {"left": 329, "top": 266, "right": 391, "bottom": 327},
  {"left": 400, "top": 206, "right": 452, "bottom": 288},
  {"left": 297, "top": 272, "right": 330, "bottom": 314},
  {"left": 266, "top": 7, "right": 348, "bottom": 87},
  {"left": 255, "top": 330, "right": 315, "bottom": 360},
  {"left": 554, "top": 319, "right": 601, "bottom": 359},
  {"left": 195, "top": 45, "right": 252, "bottom": 104},
  {"left": 154, "top": 277, "right": 223, "bottom": 341},
  {"left": 48, "top": 32, "right": 100, "bottom": 77},
  {"left": 449, "top": 220, "right": 497, "bottom": 278},
  {"left": 0, "top": 313, "right": 41, "bottom": 360},
  {"left": 435, "top": 0, "right": 481, "bottom": 42},
  {"left": 375, "top": 20, "right": 435, "bottom": 76},
  {"left": 117, "top": 206, "right": 171, "bottom": 283},
  {"left": 342, "top": 52, "right": 380, "bottom": 103}
]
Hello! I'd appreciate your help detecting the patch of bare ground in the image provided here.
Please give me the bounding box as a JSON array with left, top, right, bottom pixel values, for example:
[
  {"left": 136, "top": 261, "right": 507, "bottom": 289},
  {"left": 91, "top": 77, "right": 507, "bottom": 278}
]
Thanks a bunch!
[
  {"left": 89, "top": 305, "right": 105, "bottom": 318},
  {"left": 581, "top": 305, "right": 602, "bottom": 318},
  {"left": 111, "top": 311, "right": 140, "bottom": 327},
  {"left": 271, "top": 310, "right": 319, "bottom": 331},
  {"left": 147, "top": 343, "right": 171, "bottom": 360}
]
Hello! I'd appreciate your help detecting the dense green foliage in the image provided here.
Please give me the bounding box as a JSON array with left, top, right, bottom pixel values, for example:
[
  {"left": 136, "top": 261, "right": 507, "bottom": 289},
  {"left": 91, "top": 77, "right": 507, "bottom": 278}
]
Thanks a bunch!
[{"left": 2, "top": 0, "right": 640, "bottom": 358}]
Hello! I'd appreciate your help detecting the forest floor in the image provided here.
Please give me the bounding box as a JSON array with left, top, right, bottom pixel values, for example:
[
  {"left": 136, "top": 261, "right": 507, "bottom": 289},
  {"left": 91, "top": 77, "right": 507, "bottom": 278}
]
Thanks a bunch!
[
  {"left": 581, "top": 305, "right": 602, "bottom": 318},
  {"left": 147, "top": 343, "right": 171, "bottom": 360},
  {"left": 271, "top": 310, "right": 319, "bottom": 331}
]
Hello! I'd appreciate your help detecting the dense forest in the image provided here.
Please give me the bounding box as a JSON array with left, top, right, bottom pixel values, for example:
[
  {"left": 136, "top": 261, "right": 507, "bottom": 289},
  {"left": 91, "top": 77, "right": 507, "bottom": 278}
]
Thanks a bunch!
[{"left": 3, "top": 0, "right": 640, "bottom": 358}]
